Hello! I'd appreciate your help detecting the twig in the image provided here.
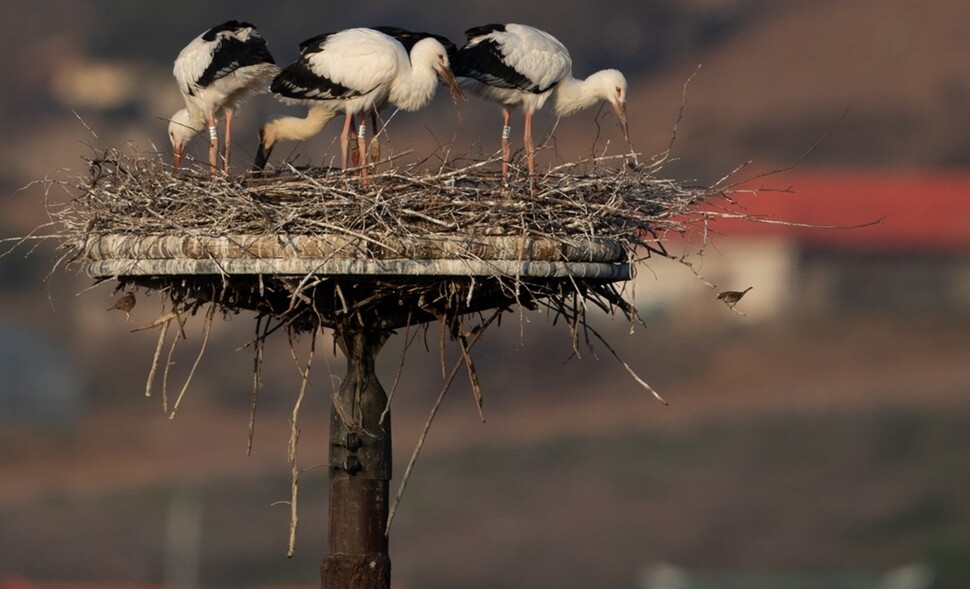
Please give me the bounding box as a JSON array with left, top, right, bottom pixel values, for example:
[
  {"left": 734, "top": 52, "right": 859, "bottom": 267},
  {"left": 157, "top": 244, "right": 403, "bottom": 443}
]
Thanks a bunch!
[
  {"left": 721, "top": 107, "right": 850, "bottom": 190},
  {"left": 145, "top": 314, "right": 170, "bottom": 398},
  {"left": 283, "top": 331, "right": 315, "bottom": 558},
  {"left": 583, "top": 320, "right": 668, "bottom": 406},
  {"left": 380, "top": 313, "right": 416, "bottom": 426},
  {"left": 386, "top": 308, "right": 502, "bottom": 535},
  {"left": 457, "top": 328, "right": 485, "bottom": 422},
  {"left": 247, "top": 315, "right": 270, "bottom": 456},
  {"left": 168, "top": 304, "right": 216, "bottom": 419}
]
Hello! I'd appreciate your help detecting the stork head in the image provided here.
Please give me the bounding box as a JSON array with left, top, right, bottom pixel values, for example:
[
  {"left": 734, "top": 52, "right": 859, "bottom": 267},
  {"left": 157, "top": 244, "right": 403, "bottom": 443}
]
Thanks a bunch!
[
  {"left": 253, "top": 124, "right": 275, "bottom": 172},
  {"left": 593, "top": 69, "right": 629, "bottom": 143},
  {"left": 412, "top": 37, "right": 466, "bottom": 104},
  {"left": 253, "top": 109, "right": 339, "bottom": 172},
  {"left": 168, "top": 108, "right": 203, "bottom": 169}
]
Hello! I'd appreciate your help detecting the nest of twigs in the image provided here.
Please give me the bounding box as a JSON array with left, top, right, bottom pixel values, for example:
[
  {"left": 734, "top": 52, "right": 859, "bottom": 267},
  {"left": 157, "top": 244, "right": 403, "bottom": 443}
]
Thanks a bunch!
[
  {"left": 53, "top": 147, "right": 728, "bottom": 332},
  {"left": 43, "top": 145, "right": 741, "bottom": 553}
]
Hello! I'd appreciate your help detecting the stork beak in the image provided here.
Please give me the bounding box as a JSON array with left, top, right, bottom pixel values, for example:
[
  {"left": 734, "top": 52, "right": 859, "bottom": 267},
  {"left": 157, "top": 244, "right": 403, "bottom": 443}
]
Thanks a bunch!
[
  {"left": 172, "top": 144, "right": 184, "bottom": 169},
  {"left": 611, "top": 100, "right": 629, "bottom": 143},
  {"left": 253, "top": 138, "right": 273, "bottom": 172},
  {"left": 436, "top": 65, "right": 466, "bottom": 104}
]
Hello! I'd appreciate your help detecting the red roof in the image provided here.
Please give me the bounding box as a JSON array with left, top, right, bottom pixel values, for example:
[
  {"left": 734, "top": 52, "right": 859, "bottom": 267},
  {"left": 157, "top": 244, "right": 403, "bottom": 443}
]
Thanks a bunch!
[{"left": 696, "top": 169, "right": 970, "bottom": 251}]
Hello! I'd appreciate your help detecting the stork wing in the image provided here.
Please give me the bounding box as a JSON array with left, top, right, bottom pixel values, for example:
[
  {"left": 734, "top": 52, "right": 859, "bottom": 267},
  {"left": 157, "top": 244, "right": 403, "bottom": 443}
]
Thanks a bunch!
[
  {"left": 173, "top": 22, "right": 274, "bottom": 96},
  {"left": 453, "top": 37, "right": 536, "bottom": 91},
  {"left": 373, "top": 26, "right": 458, "bottom": 58},
  {"left": 271, "top": 59, "right": 360, "bottom": 101},
  {"left": 196, "top": 34, "right": 275, "bottom": 89},
  {"left": 498, "top": 24, "right": 571, "bottom": 93},
  {"left": 454, "top": 24, "right": 571, "bottom": 94},
  {"left": 274, "top": 29, "right": 399, "bottom": 101}
]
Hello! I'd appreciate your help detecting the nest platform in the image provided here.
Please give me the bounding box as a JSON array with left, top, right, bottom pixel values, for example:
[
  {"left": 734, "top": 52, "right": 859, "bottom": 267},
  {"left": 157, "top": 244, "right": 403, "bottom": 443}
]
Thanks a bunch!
[
  {"left": 58, "top": 150, "right": 722, "bottom": 332},
  {"left": 84, "top": 232, "right": 631, "bottom": 330}
]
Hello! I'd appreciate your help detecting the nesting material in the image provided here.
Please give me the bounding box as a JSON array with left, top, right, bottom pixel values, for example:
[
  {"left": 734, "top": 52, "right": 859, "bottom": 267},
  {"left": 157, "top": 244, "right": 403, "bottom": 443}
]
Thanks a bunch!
[{"left": 54, "top": 148, "right": 726, "bottom": 331}]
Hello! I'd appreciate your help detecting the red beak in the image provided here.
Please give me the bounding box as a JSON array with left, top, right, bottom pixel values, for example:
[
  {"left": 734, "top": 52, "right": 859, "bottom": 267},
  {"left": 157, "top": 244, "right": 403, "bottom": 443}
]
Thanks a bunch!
[{"left": 611, "top": 101, "right": 629, "bottom": 143}]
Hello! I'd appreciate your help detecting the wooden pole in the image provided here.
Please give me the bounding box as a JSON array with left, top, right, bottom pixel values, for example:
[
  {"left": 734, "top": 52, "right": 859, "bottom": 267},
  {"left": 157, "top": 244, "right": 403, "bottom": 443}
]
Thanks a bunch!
[{"left": 322, "top": 326, "right": 392, "bottom": 589}]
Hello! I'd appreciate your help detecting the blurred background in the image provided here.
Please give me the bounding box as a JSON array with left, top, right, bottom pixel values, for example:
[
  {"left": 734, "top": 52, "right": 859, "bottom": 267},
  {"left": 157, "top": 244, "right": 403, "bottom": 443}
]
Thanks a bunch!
[{"left": 1, "top": 0, "right": 969, "bottom": 588}]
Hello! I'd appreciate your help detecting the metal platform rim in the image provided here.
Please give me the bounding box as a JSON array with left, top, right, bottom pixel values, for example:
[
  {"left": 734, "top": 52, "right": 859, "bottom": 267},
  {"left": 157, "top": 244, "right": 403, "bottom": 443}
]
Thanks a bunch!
[{"left": 87, "top": 258, "right": 632, "bottom": 281}]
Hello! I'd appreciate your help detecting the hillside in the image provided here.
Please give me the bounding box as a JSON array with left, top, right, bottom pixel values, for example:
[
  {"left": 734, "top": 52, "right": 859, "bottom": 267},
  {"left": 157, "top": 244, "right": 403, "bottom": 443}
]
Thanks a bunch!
[{"left": 633, "top": 0, "right": 970, "bottom": 178}]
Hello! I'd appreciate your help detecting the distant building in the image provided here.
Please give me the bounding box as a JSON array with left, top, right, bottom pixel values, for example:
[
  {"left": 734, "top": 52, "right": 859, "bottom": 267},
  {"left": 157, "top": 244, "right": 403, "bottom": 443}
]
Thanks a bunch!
[{"left": 635, "top": 169, "right": 970, "bottom": 319}]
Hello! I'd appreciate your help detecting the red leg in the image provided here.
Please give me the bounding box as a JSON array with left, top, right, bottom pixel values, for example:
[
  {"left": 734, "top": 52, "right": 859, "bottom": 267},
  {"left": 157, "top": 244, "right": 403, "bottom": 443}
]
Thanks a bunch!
[
  {"left": 340, "top": 112, "right": 353, "bottom": 171},
  {"left": 501, "top": 109, "right": 512, "bottom": 183},
  {"left": 223, "top": 108, "right": 234, "bottom": 173},
  {"left": 357, "top": 114, "right": 369, "bottom": 185},
  {"left": 369, "top": 110, "right": 381, "bottom": 163},
  {"left": 207, "top": 114, "right": 218, "bottom": 175},
  {"left": 523, "top": 110, "right": 535, "bottom": 177}
]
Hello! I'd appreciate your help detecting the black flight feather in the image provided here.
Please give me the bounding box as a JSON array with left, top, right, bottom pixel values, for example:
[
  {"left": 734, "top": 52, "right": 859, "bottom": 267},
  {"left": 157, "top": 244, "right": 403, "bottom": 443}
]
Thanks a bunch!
[
  {"left": 270, "top": 60, "right": 360, "bottom": 101},
  {"left": 195, "top": 27, "right": 275, "bottom": 89},
  {"left": 202, "top": 20, "right": 256, "bottom": 42},
  {"left": 373, "top": 26, "right": 457, "bottom": 58},
  {"left": 463, "top": 24, "right": 506, "bottom": 40},
  {"left": 452, "top": 36, "right": 540, "bottom": 93}
]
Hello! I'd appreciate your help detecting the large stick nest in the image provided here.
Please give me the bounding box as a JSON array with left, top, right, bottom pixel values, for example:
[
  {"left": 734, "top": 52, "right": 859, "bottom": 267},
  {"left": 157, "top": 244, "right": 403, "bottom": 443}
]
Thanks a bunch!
[{"left": 52, "top": 148, "right": 728, "bottom": 332}]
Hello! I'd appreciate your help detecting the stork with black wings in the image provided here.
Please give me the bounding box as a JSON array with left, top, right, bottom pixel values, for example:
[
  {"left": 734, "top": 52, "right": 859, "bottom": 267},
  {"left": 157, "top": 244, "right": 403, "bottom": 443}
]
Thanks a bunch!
[
  {"left": 359, "top": 26, "right": 458, "bottom": 163},
  {"left": 453, "top": 23, "right": 629, "bottom": 181},
  {"left": 170, "top": 20, "right": 279, "bottom": 172},
  {"left": 254, "top": 27, "right": 462, "bottom": 179}
]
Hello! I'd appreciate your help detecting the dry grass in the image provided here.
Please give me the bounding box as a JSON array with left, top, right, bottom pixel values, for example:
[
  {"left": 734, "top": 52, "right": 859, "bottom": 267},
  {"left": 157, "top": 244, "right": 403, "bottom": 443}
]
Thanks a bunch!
[{"left": 56, "top": 149, "right": 718, "bottom": 257}]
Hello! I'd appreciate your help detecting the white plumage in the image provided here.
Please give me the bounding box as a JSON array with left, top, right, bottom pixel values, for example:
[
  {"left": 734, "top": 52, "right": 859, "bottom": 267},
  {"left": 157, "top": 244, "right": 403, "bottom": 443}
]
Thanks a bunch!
[
  {"left": 169, "top": 20, "right": 278, "bottom": 172},
  {"left": 453, "top": 23, "right": 629, "bottom": 180},
  {"left": 254, "top": 27, "right": 463, "bottom": 178}
]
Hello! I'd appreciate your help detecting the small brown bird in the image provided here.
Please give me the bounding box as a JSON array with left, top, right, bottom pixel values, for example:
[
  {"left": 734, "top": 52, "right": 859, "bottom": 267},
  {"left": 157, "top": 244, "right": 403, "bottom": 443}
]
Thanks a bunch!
[
  {"left": 717, "top": 286, "right": 753, "bottom": 309},
  {"left": 108, "top": 291, "right": 137, "bottom": 319}
]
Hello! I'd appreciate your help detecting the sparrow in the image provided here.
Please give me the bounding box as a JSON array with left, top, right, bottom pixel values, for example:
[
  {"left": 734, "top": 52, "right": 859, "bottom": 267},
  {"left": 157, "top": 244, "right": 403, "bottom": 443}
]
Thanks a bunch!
[
  {"left": 108, "top": 291, "right": 136, "bottom": 319},
  {"left": 717, "top": 286, "right": 753, "bottom": 309}
]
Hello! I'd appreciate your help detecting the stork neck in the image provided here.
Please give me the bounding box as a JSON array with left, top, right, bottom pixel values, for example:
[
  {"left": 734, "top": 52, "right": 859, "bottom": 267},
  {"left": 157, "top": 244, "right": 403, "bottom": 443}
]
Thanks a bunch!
[
  {"left": 388, "top": 61, "right": 438, "bottom": 112},
  {"left": 182, "top": 105, "right": 209, "bottom": 130},
  {"left": 272, "top": 107, "right": 337, "bottom": 142},
  {"left": 553, "top": 74, "right": 601, "bottom": 117}
]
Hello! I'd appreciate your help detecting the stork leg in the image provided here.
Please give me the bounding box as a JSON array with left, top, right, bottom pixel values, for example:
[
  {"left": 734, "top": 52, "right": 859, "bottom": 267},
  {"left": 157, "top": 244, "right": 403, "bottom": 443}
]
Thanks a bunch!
[
  {"left": 350, "top": 114, "right": 361, "bottom": 168},
  {"left": 369, "top": 110, "right": 381, "bottom": 164},
  {"left": 501, "top": 109, "right": 512, "bottom": 183},
  {"left": 340, "top": 112, "right": 354, "bottom": 171},
  {"left": 223, "top": 108, "right": 234, "bottom": 173},
  {"left": 207, "top": 114, "right": 219, "bottom": 175},
  {"left": 523, "top": 110, "right": 535, "bottom": 177},
  {"left": 357, "top": 114, "right": 369, "bottom": 185}
]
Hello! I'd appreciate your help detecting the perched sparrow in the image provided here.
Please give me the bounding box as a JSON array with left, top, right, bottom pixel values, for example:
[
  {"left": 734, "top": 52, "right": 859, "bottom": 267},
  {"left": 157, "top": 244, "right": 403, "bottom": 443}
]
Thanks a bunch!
[
  {"left": 108, "top": 291, "right": 136, "bottom": 319},
  {"left": 717, "top": 286, "right": 753, "bottom": 309}
]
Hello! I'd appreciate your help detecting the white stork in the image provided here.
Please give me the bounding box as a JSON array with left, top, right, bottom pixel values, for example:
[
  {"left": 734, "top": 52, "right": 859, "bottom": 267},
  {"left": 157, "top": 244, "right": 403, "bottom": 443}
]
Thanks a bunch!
[
  {"left": 452, "top": 23, "right": 630, "bottom": 180},
  {"left": 253, "top": 27, "right": 463, "bottom": 179},
  {"left": 170, "top": 20, "right": 279, "bottom": 172},
  {"left": 362, "top": 26, "right": 458, "bottom": 164}
]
